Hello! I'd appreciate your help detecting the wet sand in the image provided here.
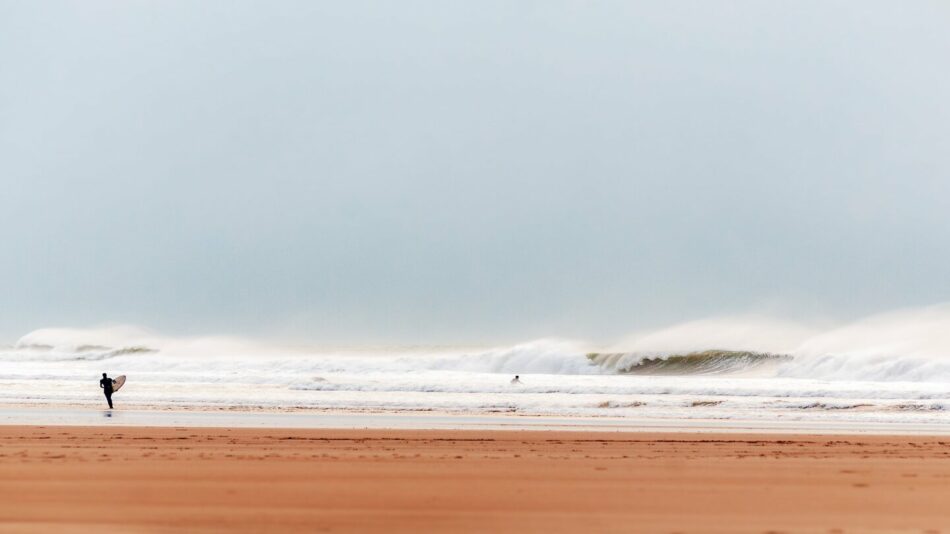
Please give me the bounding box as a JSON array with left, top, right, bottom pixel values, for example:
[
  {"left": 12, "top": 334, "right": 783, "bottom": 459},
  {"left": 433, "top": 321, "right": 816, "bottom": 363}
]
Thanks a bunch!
[{"left": 0, "top": 426, "right": 948, "bottom": 533}]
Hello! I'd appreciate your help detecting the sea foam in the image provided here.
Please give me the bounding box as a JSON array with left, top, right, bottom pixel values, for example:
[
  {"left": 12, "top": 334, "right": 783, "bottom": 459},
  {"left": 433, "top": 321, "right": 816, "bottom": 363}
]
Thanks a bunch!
[{"left": 3, "top": 307, "right": 950, "bottom": 427}]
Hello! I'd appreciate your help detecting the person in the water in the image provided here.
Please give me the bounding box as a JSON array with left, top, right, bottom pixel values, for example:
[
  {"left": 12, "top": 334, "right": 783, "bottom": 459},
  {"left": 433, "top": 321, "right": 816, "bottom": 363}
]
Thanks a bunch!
[
  {"left": 510, "top": 375, "right": 522, "bottom": 384},
  {"left": 99, "top": 373, "right": 115, "bottom": 409}
]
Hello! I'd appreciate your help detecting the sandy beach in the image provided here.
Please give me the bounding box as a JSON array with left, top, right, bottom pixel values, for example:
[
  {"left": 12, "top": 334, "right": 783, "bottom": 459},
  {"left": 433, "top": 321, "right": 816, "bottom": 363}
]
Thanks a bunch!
[{"left": 0, "top": 426, "right": 947, "bottom": 533}]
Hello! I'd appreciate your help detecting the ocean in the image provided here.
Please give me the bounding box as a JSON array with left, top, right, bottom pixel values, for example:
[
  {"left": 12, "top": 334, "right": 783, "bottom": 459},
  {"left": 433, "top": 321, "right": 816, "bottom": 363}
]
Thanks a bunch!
[{"left": 3, "top": 310, "right": 950, "bottom": 430}]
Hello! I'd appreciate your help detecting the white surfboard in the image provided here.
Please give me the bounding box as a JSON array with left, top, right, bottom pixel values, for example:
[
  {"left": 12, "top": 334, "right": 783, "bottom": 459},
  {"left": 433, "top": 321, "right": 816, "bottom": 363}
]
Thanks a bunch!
[{"left": 112, "top": 375, "right": 126, "bottom": 393}]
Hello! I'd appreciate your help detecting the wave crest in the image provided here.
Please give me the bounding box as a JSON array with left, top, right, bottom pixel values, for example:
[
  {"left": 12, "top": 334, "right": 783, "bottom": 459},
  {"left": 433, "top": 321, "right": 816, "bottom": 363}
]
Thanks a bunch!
[{"left": 586, "top": 350, "right": 790, "bottom": 375}]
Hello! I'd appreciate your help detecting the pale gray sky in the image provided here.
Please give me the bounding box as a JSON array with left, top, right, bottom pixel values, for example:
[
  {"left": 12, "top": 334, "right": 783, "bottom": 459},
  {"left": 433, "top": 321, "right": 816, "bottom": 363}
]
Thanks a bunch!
[{"left": 1, "top": 1, "right": 948, "bottom": 343}]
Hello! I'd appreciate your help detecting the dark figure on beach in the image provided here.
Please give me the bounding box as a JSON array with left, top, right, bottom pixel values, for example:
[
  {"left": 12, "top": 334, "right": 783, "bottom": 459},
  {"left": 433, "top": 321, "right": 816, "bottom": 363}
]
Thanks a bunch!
[
  {"left": 510, "top": 375, "right": 522, "bottom": 385},
  {"left": 100, "top": 373, "right": 115, "bottom": 409}
]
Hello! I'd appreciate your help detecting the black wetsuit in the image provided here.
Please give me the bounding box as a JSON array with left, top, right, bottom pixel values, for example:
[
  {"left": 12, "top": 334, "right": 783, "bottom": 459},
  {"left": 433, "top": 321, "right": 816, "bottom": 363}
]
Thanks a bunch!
[{"left": 100, "top": 377, "right": 114, "bottom": 409}]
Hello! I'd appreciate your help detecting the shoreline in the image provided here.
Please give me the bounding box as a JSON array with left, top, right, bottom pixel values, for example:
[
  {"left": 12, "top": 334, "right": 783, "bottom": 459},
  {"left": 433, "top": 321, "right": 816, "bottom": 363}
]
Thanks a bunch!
[
  {"left": 2, "top": 425, "right": 949, "bottom": 532},
  {"left": 2, "top": 405, "right": 950, "bottom": 435}
]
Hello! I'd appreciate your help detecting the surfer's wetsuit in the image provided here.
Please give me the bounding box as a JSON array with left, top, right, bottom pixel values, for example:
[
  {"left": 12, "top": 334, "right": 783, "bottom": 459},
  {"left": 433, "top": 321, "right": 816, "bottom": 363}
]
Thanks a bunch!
[{"left": 100, "top": 376, "right": 114, "bottom": 409}]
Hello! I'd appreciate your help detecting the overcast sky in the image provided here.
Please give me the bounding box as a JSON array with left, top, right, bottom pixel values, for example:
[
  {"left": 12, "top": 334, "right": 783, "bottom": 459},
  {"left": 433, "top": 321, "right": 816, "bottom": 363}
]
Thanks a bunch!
[{"left": 1, "top": 1, "right": 948, "bottom": 343}]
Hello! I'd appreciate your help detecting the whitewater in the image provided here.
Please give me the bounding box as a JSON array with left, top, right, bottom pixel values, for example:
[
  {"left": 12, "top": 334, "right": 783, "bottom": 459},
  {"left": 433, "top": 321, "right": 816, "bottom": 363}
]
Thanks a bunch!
[{"left": 3, "top": 307, "right": 950, "bottom": 429}]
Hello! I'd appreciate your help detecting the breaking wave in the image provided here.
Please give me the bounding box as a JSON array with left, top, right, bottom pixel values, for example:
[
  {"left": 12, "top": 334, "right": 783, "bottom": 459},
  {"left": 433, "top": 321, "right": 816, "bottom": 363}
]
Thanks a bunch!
[
  {"left": 6, "top": 304, "right": 950, "bottom": 382},
  {"left": 6, "top": 343, "right": 157, "bottom": 362},
  {"left": 585, "top": 350, "right": 790, "bottom": 375}
]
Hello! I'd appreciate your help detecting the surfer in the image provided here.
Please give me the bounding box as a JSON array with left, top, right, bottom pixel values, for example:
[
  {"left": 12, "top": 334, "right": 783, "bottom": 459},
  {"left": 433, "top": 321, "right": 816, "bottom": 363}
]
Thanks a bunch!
[
  {"left": 99, "top": 373, "right": 115, "bottom": 409},
  {"left": 510, "top": 375, "right": 522, "bottom": 385}
]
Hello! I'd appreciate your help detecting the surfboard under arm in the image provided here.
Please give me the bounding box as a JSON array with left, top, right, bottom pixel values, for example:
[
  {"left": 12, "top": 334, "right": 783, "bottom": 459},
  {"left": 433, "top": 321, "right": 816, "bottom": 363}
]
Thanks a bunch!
[{"left": 112, "top": 375, "right": 126, "bottom": 393}]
